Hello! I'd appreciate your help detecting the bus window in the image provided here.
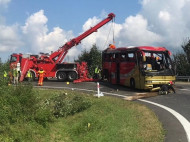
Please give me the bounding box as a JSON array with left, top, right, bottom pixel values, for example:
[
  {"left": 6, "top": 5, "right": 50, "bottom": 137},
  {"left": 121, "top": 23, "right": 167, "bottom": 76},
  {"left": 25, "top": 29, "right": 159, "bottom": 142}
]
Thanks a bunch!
[
  {"left": 127, "top": 53, "right": 135, "bottom": 62},
  {"left": 120, "top": 53, "right": 126, "bottom": 61}
]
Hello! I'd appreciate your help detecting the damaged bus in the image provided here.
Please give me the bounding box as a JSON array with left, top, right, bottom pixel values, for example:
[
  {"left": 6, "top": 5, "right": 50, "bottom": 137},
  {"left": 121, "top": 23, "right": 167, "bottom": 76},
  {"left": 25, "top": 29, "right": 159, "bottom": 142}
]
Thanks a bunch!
[{"left": 102, "top": 46, "right": 176, "bottom": 91}]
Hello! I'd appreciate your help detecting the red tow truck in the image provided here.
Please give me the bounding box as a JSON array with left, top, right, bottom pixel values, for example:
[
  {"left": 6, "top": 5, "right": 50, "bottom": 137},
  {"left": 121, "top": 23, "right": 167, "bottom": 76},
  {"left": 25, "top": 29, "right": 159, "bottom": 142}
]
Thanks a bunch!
[{"left": 10, "top": 13, "right": 115, "bottom": 82}]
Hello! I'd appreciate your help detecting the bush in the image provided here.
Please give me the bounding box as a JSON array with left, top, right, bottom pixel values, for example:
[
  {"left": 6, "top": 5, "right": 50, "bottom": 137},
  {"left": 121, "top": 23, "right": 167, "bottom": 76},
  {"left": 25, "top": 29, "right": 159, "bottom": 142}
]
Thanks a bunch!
[
  {"left": 51, "top": 93, "right": 92, "bottom": 118},
  {"left": 0, "top": 84, "right": 53, "bottom": 140}
]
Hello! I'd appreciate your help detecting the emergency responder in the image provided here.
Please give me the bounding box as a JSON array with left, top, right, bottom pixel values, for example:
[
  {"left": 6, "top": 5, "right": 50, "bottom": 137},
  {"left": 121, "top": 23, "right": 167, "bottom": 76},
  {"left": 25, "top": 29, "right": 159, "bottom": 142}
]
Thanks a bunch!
[
  {"left": 94, "top": 66, "right": 101, "bottom": 79},
  {"left": 26, "top": 70, "right": 32, "bottom": 82},
  {"left": 13, "top": 68, "right": 19, "bottom": 85},
  {"left": 37, "top": 67, "right": 46, "bottom": 86},
  {"left": 109, "top": 44, "right": 116, "bottom": 49}
]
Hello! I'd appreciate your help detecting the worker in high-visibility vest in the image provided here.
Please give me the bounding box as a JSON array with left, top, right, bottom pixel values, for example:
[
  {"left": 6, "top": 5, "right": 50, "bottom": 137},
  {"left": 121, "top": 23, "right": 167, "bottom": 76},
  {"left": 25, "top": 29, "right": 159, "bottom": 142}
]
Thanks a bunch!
[
  {"left": 94, "top": 66, "right": 101, "bottom": 79},
  {"left": 37, "top": 67, "right": 46, "bottom": 86},
  {"left": 3, "top": 71, "right": 7, "bottom": 79},
  {"left": 26, "top": 70, "right": 32, "bottom": 82}
]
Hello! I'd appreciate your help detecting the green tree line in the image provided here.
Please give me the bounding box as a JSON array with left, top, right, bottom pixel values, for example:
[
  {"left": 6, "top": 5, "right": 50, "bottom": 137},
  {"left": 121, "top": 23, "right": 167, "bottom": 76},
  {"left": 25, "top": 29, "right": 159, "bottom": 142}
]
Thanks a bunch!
[{"left": 173, "top": 38, "right": 190, "bottom": 76}]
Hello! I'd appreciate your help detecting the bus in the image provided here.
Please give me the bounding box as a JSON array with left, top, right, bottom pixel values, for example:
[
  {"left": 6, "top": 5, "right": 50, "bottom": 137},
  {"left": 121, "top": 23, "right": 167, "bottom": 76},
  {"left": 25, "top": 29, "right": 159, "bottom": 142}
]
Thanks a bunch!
[{"left": 102, "top": 46, "right": 176, "bottom": 91}]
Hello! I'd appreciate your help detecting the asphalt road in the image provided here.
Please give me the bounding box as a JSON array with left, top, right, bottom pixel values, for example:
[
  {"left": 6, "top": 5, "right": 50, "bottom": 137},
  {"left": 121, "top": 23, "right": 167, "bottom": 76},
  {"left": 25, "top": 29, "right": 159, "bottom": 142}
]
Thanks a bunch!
[{"left": 33, "top": 80, "right": 190, "bottom": 142}]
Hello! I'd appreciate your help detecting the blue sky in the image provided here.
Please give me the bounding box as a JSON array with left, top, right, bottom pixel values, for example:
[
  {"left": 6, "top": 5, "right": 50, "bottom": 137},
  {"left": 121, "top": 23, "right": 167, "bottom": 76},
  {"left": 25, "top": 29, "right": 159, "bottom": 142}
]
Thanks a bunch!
[
  {"left": 0, "top": 0, "right": 190, "bottom": 62},
  {"left": 4, "top": 0, "right": 140, "bottom": 32}
]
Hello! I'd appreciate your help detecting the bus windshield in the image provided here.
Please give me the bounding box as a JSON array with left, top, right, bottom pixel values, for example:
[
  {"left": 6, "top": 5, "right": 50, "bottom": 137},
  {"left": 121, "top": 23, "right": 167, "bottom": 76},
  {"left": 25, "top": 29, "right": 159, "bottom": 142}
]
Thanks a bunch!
[{"left": 140, "top": 51, "right": 174, "bottom": 75}]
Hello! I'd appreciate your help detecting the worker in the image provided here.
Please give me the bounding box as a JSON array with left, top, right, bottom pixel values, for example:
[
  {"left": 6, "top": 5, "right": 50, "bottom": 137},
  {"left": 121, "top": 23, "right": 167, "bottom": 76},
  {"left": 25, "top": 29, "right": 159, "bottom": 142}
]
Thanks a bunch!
[
  {"left": 37, "top": 67, "right": 46, "bottom": 86},
  {"left": 3, "top": 70, "right": 7, "bottom": 80},
  {"left": 109, "top": 44, "right": 116, "bottom": 49},
  {"left": 26, "top": 70, "right": 32, "bottom": 82},
  {"left": 13, "top": 68, "right": 19, "bottom": 85},
  {"left": 94, "top": 66, "right": 101, "bottom": 79}
]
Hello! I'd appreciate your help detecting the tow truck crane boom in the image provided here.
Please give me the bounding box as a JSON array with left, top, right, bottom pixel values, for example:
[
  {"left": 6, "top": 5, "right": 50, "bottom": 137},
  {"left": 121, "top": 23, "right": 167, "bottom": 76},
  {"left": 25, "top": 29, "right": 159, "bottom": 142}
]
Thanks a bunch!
[{"left": 50, "top": 13, "right": 115, "bottom": 64}]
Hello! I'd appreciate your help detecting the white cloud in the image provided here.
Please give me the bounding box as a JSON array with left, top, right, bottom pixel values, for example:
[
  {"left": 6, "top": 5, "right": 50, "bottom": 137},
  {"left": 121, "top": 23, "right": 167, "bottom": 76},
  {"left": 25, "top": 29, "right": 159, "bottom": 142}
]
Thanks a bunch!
[
  {"left": 0, "top": 25, "right": 22, "bottom": 52},
  {"left": 118, "top": 15, "right": 163, "bottom": 46},
  {"left": 0, "top": 0, "right": 22, "bottom": 54},
  {"left": 80, "top": 15, "right": 122, "bottom": 50},
  {"left": 139, "top": 0, "right": 190, "bottom": 49},
  {"left": 80, "top": 13, "right": 162, "bottom": 51},
  {"left": 22, "top": 10, "right": 75, "bottom": 57},
  {"left": 0, "top": 0, "right": 11, "bottom": 7},
  {"left": 159, "top": 11, "right": 171, "bottom": 22}
]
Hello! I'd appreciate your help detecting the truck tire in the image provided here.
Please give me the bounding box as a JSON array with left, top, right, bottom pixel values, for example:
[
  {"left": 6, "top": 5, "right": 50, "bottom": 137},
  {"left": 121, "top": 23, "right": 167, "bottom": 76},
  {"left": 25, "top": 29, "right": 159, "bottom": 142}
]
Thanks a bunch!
[
  {"left": 57, "top": 72, "right": 67, "bottom": 81},
  {"left": 67, "top": 71, "right": 77, "bottom": 82},
  {"left": 31, "top": 71, "right": 35, "bottom": 81}
]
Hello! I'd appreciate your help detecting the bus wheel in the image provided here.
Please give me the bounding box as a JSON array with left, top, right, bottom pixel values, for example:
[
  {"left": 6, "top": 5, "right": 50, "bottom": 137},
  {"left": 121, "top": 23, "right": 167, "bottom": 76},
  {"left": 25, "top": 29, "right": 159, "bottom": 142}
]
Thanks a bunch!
[
  {"left": 130, "top": 78, "right": 135, "bottom": 89},
  {"left": 57, "top": 72, "right": 67, "bottom": 81},
  {"left": 67, "top": 71, "right": 77, "bottom": 82}
]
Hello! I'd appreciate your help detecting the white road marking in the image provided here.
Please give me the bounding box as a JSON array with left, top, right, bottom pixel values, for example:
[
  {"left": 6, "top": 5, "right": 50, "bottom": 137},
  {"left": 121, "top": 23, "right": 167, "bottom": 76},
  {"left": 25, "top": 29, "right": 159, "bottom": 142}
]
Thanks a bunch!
[
  {"left": 139, "top": 99, "right": 190, "bottom": 142},
  {"left": 39, "top": 85, "right": 190, "bottom": 142},
  {"left": 179, "top": 89, "right": 190, "bottom": 91}
]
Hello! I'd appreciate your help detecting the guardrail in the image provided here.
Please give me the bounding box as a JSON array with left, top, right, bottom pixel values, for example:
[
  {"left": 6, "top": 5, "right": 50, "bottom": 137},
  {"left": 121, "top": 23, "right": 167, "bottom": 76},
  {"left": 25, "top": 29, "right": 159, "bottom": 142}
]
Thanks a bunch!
[{"left": 176, "top": 76, "right": 190, "bottom": 82}]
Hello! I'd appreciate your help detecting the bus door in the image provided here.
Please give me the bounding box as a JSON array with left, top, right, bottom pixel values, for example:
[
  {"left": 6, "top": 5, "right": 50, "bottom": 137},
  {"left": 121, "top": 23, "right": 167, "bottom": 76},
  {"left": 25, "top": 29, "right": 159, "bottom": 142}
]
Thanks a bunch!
[{"left": 137, "top": 51, "right": 144, "bottom": 89}]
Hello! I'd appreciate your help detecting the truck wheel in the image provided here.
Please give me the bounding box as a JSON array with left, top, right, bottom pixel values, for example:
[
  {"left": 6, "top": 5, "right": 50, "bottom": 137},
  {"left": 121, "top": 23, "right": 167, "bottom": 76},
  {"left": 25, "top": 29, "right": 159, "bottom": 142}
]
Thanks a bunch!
[
  {"left": 57, "top": 72, "right": 67, "bottom": 81},
  {"left": 130, "top": 78, "right": 135, "bottom": 89},
  {"left": 67, "top": 72, "right": 77, "bottom": 82},
  {"left": 31, "top": 72, "right": 35, "bottom": 81}
]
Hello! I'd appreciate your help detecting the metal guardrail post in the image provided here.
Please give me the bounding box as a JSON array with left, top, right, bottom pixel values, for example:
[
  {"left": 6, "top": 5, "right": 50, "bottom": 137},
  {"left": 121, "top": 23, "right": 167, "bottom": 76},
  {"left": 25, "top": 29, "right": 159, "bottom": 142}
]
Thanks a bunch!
[{"left": 176, "top": 76, "right": 190, "bottom": 82}]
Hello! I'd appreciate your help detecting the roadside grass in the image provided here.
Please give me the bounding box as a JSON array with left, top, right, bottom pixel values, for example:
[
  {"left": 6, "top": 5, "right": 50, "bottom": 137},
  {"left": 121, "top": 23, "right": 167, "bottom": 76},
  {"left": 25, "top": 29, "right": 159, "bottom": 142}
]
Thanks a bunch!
[
  {"left": 0, "top": 83, "right": 164, "bottom": 142},
  {"left": 37, "top": 89, "right": 165, "bottom": 142}
]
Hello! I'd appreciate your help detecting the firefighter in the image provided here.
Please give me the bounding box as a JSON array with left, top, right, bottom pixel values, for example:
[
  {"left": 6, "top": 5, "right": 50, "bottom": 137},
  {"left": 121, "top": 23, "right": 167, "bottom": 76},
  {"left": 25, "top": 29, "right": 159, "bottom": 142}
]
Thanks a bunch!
[
  {"left": 109, "top": 44, "right": 116, "bottom": 49},
  {"left": 94, "top": 66, "right": 101, "bottom": 79},
  {"left": 26, "top": 70, "right": 32, "bottom": 82},
  {"left": 37, "top": 67, "right": 46, "bottom": 86}
]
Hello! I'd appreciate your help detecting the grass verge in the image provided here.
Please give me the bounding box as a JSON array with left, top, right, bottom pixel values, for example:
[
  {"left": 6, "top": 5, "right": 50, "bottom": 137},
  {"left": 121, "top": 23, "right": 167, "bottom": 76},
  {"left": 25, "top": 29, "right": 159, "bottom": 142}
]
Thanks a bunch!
[
  {"left": 0, "top": 84, "right": 164, "bottom": 142},
  {"left": 37, "top": 89, "right": 165, "bottom": 142}
]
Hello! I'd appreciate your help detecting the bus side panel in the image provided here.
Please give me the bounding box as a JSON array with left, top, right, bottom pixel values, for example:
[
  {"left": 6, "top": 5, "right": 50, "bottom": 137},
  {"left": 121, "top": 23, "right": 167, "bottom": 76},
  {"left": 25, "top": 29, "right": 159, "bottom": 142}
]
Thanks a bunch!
[{"left": 120, "top": 62, "right": 136, "bottom": 86}]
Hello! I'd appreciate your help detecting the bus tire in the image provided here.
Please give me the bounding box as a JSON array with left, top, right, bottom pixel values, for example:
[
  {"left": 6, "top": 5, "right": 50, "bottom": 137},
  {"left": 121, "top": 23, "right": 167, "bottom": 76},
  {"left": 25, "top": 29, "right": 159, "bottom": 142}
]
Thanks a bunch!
[
  {"left": 67, "top": 71, "right": 77, "bottom": 82},
  {"left": 130, "top": 78, "right": 135, "bottom": 89},
  {"left": 57, "top": 71, "right": 67, "bottom": 81}
]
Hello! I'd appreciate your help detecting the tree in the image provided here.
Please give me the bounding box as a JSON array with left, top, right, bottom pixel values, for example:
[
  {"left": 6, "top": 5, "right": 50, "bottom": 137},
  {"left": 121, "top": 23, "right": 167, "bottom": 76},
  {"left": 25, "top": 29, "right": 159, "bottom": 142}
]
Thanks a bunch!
[
  {"left": 181, "top": 38, "right": 190, "bottom": 63},
  {"left": 75, "top": 44, "right": 102, "bottom": 77},
  {"left": 173, "top": 38, "right": 190, "bottom": 76},
  {"left": 173, "top": 51, "right": 190, "bottom": 75}
]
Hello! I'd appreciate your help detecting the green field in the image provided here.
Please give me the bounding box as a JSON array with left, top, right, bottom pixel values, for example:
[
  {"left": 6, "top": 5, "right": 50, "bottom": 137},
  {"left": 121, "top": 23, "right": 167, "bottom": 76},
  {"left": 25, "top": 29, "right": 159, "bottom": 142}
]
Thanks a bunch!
[{"left": 0, "top": 84, "right": 164, "bottom": 142}]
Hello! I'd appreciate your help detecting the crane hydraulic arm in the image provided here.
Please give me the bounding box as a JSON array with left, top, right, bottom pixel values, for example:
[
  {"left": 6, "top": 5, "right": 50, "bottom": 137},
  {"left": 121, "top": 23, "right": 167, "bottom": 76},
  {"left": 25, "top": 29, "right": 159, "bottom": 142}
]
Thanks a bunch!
[{"left": 49, "top": 13, "right": 115, "bottom": 64}]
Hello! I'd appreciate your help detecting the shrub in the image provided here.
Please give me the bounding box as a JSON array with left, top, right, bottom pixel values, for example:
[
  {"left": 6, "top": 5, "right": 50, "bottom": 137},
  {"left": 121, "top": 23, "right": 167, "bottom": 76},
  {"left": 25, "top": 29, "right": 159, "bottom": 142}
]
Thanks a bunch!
[{"left": 51, "top": 93, "right": 92, "bottom": 118}]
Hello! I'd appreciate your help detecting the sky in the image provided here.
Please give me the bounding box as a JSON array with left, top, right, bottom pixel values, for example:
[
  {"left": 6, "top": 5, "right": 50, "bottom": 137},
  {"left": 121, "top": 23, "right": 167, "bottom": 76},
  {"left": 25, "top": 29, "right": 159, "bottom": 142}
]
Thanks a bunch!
[{"left": 0, "top": 0, "right": 190, "bottom": 62}]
